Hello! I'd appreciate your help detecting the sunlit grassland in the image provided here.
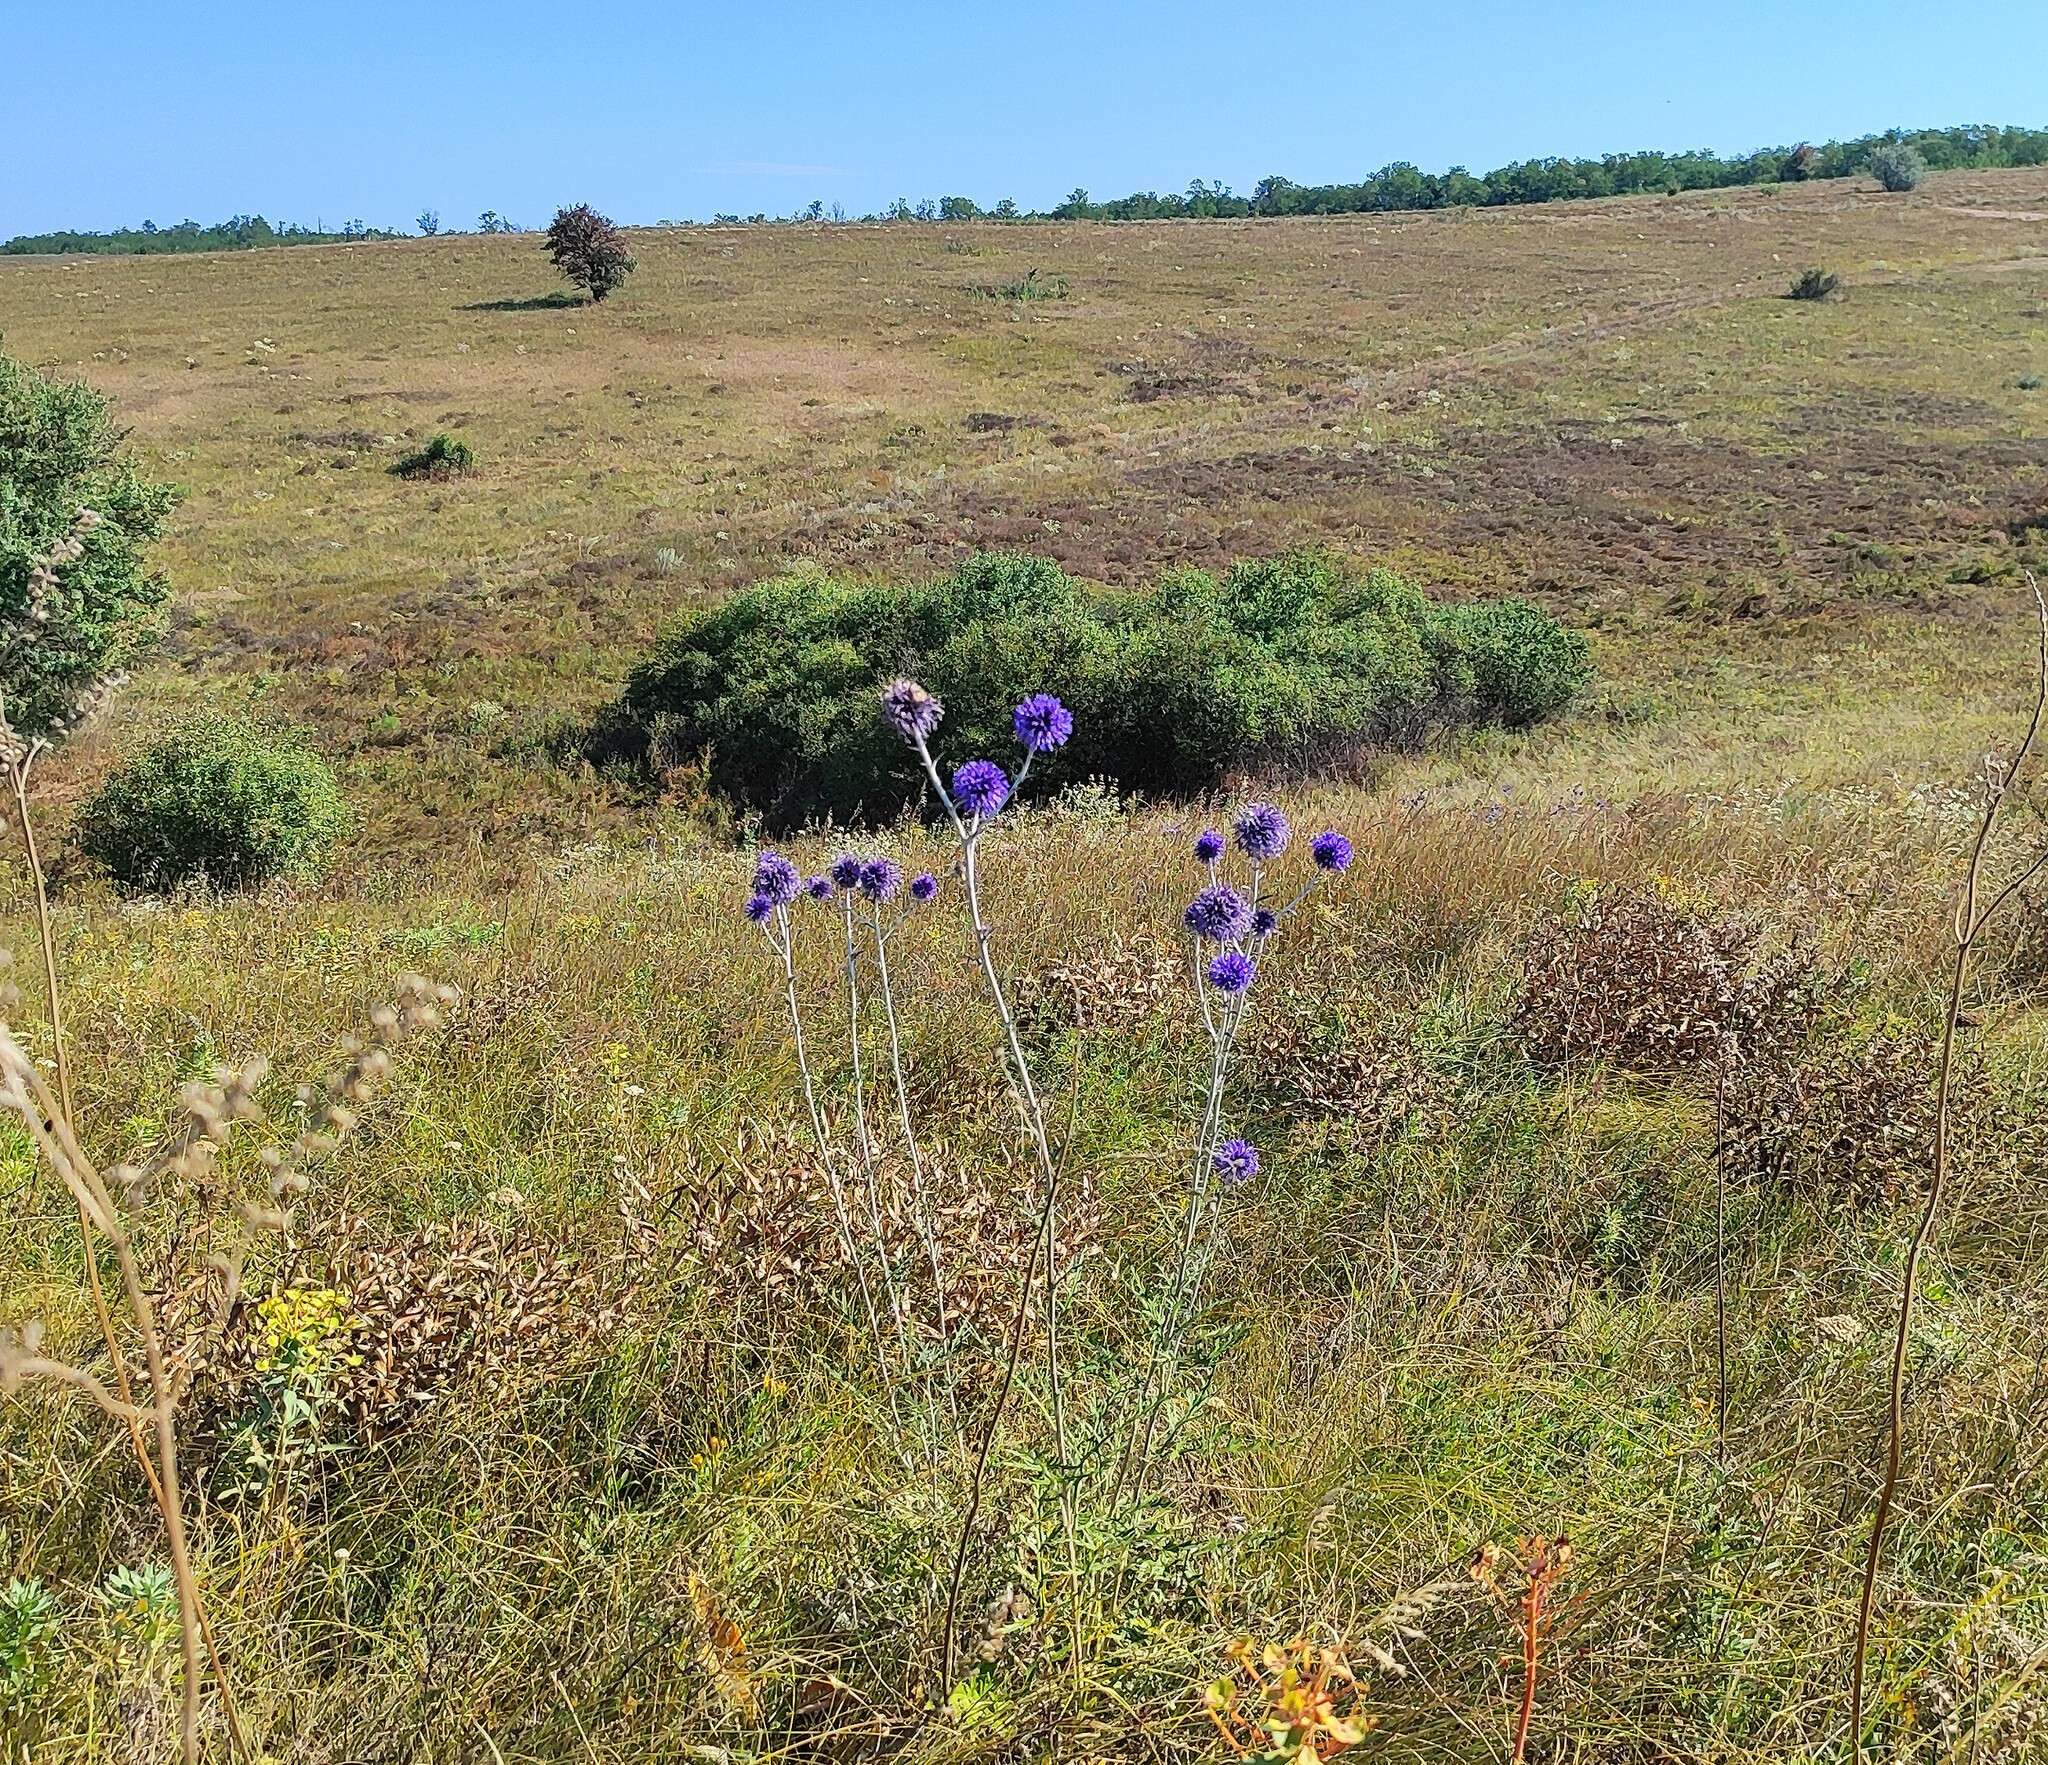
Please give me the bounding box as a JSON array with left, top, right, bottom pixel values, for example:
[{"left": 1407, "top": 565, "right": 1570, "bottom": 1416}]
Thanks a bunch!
[{"left": 0, "top": 169, "right": 2047, "bottom": 1759}]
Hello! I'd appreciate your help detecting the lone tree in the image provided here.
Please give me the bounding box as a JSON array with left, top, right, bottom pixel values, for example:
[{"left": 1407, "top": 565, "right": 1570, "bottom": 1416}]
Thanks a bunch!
[
  {"left": 1869, "top": 141, "right": 1928, "bottom": 193},
  {"left": 1, "top": 349, "right": 178, "bottom": 736},
  {"left": 545, "top": 203, "right": 635, "bottom": 302}
]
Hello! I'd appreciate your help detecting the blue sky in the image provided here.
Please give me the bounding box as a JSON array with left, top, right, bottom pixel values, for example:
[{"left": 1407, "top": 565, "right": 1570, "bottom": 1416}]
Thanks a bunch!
[{"left": 10, "top": 0, "right": 2046, "bottom": 234}]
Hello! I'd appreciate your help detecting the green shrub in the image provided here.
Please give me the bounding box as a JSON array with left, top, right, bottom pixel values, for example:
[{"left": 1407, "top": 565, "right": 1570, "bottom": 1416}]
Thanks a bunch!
[
  {"left": 596, "top": 548, "right": 1592, "bottom": 825},
  {"left": 1788, "top": 267, "right": 1841, "bottom": 302},
  {"left": 78, "top": 714, "right": 348, "bottom": 892},
  {"left": 390, "top": 433, "right": 473, "bottom": 479},
  {"left": 1869, "top": 142, "right": 1927, "bottom": 193},
  {"left": 1442, "top": 596, "right": 1593, "bottom": 724},
  {"left": 0, "top": 348, "right": 180, "bottom": 736}
]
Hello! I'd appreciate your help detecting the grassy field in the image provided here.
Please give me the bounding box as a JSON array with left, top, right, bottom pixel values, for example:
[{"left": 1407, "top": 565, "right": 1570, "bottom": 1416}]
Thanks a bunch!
[{"left": 2, "top": 168, "right": 2048, "bottom": 1761}]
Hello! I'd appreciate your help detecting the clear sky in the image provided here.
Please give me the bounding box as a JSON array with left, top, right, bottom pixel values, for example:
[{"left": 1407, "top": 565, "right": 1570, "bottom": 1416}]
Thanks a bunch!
[{"left": 10, "top": 0, "right": 2047, "bottom": 235}]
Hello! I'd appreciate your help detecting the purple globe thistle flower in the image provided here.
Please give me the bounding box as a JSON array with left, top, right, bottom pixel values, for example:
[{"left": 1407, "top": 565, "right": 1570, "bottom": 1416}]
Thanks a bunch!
[
  {"left": 1251, "top": 907, "right": 1279, "bottom": 939},
  {"left": 1311, "top": 830, "right": 1354, "bottom": 873},
  {"left": 1212, "top": 1138, "right": 1260, "bottom": 1187},
  {"left": 1193, "top": 828, "right": 1225, "bottom": 865},
  {"left": 805, "top": 875, "right": 833, "bottom": 901},
  {"left": 744, "top": 894, "right": 775, "bottom": 925},
  {"left": 751, "top": 850, "right": 801, "bottom": 906},
  {"left": 1233, "top": 803, "right": 1291, "bottom": 862},
  {"left": 830, "top": 853, "right": 865, "bottom": 890},
  {"left": 1183, "top": 884, "right": 1251, "bottom": 943},
  {"left": 1012, "top": 692, "right": 1074, "bottom": 753},
  {"left": 858, "top": 856, "right": 902, "bottom": 902},
  {"left": 951, "top": 759, "right": 1010, "bottom": 819},
  {"left": 1207, "top": 950, "right": 1256, "bottom": 995},
  {"left": 881, "top": 677, "right": 944, "bottom": 746},
  {"left": 909, "top": 871, "right": 939, "bottom": 903}
]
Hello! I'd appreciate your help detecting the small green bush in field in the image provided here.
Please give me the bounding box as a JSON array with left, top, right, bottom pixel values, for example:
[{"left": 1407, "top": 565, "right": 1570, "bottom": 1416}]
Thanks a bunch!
[
  {"left": 78, "top": 714, "right": 348, "bottom": 892},
  {"left": 1788, "top": 267, "right": 1841, "bottom": 302},
  {"left": 390, "top": 433, "right": 473, "bottom": 479},
  {"left": 596, "top": 548, "right": 1592, "bottom": 825},
  {"left": 1443, "top": 596, "right": 1594, "bottom": 725}
]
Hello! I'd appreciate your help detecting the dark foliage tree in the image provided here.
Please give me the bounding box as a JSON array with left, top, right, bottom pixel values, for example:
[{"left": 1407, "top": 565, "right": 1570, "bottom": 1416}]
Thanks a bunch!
[{"left": 544, "top": 204, "right": 635, "bottom": 302}]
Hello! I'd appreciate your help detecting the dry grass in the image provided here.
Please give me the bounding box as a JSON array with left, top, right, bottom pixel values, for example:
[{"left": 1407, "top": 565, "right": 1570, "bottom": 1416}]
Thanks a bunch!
[{"left": 1, "top": 171, "right": 2047, "bottom": 1760}]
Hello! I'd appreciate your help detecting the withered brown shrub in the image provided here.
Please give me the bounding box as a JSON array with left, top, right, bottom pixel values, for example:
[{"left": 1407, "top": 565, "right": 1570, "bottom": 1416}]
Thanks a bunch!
[
  {"left": 1723, "top": 1028, "right": 1999, "bottom": 1210},
  {"left": 1516, "top": 882, "right": 1822, "bottom": 1070},
  {"left": 679, "top": 1117, "right": 1096, "bottom": 1357},
  {"left": 1248, "top": 984, "right": 1454, "bottom": 1153},
  {"left": 176, "top": 1211, "right": 638, "bottom": 1445}
]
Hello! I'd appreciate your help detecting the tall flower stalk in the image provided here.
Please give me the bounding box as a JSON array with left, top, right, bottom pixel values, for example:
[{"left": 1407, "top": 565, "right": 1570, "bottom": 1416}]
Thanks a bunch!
[
  {"left": 880, "top": 678, "right": 1079, "bottom": 1686},
  {"left": 1123, "top": 810, "right": 1352, "bottom": 1492},
  {"left": 745, "top": 852, "right": 890, "bottom": 1374}
]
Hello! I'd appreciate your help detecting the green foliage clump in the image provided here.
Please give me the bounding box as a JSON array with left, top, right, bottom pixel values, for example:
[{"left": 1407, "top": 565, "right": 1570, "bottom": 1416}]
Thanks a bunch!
[
  {"left": 78, "top": 713, "right": 348, "bottom": 893},
  {"left": 1, "top": 349, "right": 179, "bottom": 735},
  {"left": 389, "top": 433, "right": 474, "bottom": 479},
  {"left": 1869, "top": 141, "right": 1927, "bottom": 192},
  {"left": 1788, "top": 267, "right": 1842, "bottom": 302},
  {"left": 544, "top": 204, "right": 635, "bottom": 302},
  {"left": 597, "top": 548, "right": 1591, "bottom": 825}
]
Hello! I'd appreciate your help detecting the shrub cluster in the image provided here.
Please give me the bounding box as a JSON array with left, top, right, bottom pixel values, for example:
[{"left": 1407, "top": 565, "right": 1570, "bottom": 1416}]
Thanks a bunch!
[
  {"left": 596, "top": 549, "right": 1591, "bottom": 825},
  {"left": 77, "top": 713, "right": 348, "bottom": 893},
  {"left": 1, "top": 350, "right": 179, "bottom": 735}
]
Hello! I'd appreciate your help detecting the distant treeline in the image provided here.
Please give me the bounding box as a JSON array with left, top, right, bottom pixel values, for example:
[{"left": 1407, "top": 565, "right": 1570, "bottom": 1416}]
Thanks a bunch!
[
  {"left": 13, "top": 122, "right": 2046, "bottom": 251},
  {"left": 1049, "top": 122, "right": 2048, "bottom": 220},
  {"left": 818, "top": 121, "right": 2047, "bottom": 226},
  {"left": 2, "top": 215, "right": 404, "bottom": 255}
]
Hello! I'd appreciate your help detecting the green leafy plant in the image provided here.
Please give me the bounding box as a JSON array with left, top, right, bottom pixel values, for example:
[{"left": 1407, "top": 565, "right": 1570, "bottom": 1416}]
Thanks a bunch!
[
  {"left": 0, "top": 349, "right": 180, "bottom": 736},
  {"left": 76, "top": 712, "right": 349, "bottom": 892},
  {"left": 97, "top": 1565, "right": 180, "bottom": 1666},
  {"left": 1788, "top": 267, "right": 1842, "bottom": 302},
  {"left": 972, "top": 267, "right": 1068, "bottom": 302},
  {"left": 389, "top": 433, "right": 473, "bottom": 479},
  {"left": 0, "top": 1577, "right": 60, "bottom": 1705}
]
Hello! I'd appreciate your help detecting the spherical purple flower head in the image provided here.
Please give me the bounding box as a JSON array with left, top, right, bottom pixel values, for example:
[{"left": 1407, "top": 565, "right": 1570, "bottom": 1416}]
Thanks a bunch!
[
  {"left": 1184, "top": 884, "right": 1250, "bottom": 943},
  {"left": 880, "top": 677, "right": 943, "bottom": 746},
  {"left": 1251, "top": 907, "right": 1279, "bottom": 940},
  {"left": 1193, "top": 828, "right": 1224, "bottom": 865},
  {"left": 908, "top": 871, "right": 939, "bottom": 903},
  {"left": 744, "top": 894, "right": 775, "bottom": 925},
  {"left": 751, "top": 849, "right": 801, "bottom": 906},
  {"left": 1233, "top": 802, "right": 1291, "bottom": 863},
  {"left": 858, "top": 857, "right": 902, "bottom": 902},
  {"left": 829, "top": 853, "right": 865, "bottom": 890},
  {"left": 805, "top": 875, "right": 833, "bottom": 901},
  {"left": 1212, "top": 1138, "right": 1260, "bottom": 1187},
  {"left": 1311, "top": 830, "right": 1354, "bottom": 873},
  {"left": 951, "top": 759, "right": 1010, "bottom": 820},
  {"left": 1207, "top": 950, "right": 1256, "bottom": 995},
  {"left": 1012, "top": 692, "right": 1074, "bottom": 753}
]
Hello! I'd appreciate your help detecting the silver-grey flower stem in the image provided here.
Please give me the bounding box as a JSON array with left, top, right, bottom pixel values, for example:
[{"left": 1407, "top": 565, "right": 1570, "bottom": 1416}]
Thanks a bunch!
[
  {"left": 840, "top": 891, "right": 910, "bottom": 1370},
  {"left": 870, "top": 900, "right": 956, "bottom": 1424},
  {"left": 768, "top": 904, "right": 887, "bottom": 1373}
]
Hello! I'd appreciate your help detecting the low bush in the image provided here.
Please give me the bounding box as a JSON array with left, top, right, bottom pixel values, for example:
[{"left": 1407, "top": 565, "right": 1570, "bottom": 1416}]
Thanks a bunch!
[
  {"left": 1869, "top": 141, "right": 1927, "bottom": 193},
  {"left": 77, "top": 713, "right": 348, "bottom": 892},
  {"left": 389, "top": 433, "right": 473, "bottom": 479},
  {"left": 1788, "top": 267, "right": 1842, "bottom": 302},
  {"left": 594, "top": 548, "right": 1591, "bottom": 825}
]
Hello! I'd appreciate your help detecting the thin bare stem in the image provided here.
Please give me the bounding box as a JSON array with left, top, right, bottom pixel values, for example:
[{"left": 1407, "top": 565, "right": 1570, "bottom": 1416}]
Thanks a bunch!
[{"left": 1849, "top": 576, "right": 2048, "bottom": 1758}]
